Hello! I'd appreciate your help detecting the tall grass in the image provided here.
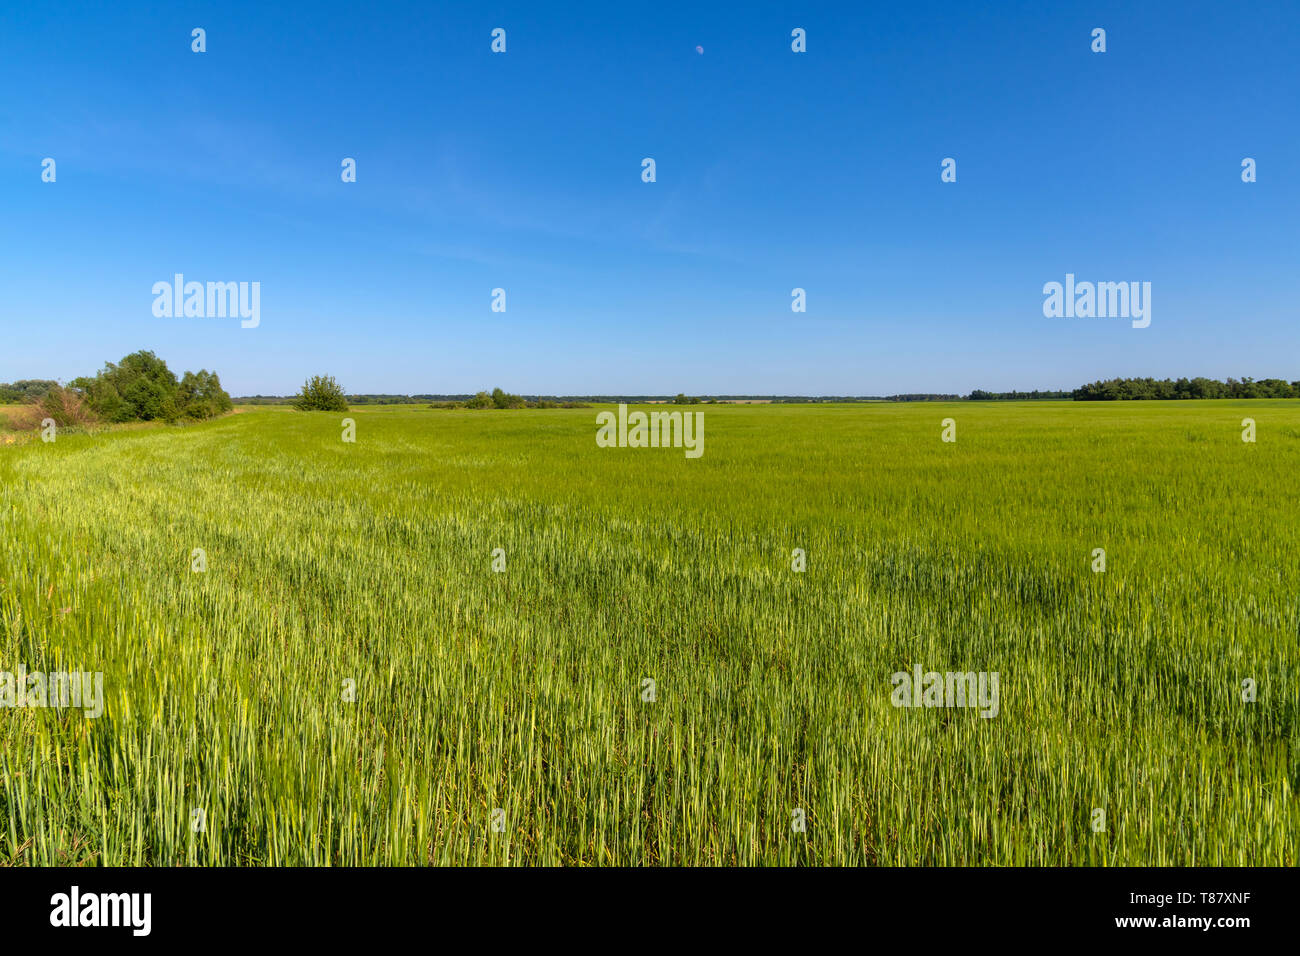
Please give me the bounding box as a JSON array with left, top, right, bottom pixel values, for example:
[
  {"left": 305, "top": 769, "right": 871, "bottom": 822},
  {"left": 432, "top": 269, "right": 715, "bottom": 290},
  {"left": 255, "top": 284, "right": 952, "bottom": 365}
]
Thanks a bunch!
[{"left": 0, "top": 401, "right": 1295, "bottom": 865}]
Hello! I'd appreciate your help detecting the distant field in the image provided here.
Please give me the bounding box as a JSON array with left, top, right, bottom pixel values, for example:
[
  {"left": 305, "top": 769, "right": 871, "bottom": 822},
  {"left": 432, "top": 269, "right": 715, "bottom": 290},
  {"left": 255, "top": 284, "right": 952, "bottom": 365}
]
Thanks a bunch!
[{"left": 1, "top": 401, "right": 1296, "bottom": 865}]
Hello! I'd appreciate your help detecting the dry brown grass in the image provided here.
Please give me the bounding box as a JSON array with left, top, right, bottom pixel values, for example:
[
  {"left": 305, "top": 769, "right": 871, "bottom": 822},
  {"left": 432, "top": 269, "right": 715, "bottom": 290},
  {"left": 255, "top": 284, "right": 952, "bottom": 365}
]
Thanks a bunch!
[{"left": 2, "top": 387, "right": 97, "bottom": 433}]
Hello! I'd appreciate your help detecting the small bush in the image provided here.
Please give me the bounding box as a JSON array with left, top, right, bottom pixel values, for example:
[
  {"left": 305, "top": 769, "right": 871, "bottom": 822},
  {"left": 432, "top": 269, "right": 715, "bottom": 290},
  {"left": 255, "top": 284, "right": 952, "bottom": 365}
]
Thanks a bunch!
[{"left": 293, "top": 375, "right": 350, "bottom": 412}]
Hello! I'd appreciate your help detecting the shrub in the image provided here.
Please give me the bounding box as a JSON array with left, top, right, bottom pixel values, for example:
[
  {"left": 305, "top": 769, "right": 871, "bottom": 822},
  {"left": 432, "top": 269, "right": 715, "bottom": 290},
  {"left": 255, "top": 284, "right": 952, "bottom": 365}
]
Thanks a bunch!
[
  {"left": 491, "top": 387, "right": 526, "bottom": 409},
  {"left": 177, "top": 370, "right": 234, "bottom": 420},
  {"left": 293, "top": 375, "right": 350, "bottom": 412},
  {"left": 6, "top": 386, "right": 98, "bottom": 431}
]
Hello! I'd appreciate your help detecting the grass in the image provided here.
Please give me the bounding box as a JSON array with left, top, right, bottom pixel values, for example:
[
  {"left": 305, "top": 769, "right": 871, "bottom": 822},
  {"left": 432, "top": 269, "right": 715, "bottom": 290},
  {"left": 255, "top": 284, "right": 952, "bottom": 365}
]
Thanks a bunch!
[
  {"left": 0, "top": 400, "right": 1296, "bottom": 865},
  {"left": 0, "top": 406, "right": 17, "bottom": 441}
]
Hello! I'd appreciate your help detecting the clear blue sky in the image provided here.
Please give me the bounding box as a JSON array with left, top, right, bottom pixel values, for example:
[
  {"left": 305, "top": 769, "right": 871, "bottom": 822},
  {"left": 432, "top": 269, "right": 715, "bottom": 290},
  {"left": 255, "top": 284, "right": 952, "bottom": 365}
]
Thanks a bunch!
[{"left": 2, "top": 0, "right": 1296, "bottom": 395}]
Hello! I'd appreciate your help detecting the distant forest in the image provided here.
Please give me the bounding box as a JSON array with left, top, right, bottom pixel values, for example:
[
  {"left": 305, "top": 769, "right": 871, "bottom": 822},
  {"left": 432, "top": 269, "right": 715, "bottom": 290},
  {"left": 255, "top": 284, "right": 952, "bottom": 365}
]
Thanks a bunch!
[
  {"left": 1068, "top": 377, "right": 1299, "bottom": 400},
  {"left": 9, "top": 376, "right": 1298, "bottom": 409},
  {"left": 233, "top": 376, "right": 1300, "bottom": 404}
]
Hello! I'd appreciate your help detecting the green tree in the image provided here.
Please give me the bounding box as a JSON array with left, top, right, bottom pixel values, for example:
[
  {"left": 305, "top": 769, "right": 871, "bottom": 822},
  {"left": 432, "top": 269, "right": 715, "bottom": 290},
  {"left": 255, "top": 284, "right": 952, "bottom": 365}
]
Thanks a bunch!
[
  {"left": 72, "top": 350, "right": 180, "bottom": 421},
  {"left": 0, "top": 380, "right": 58, "bottom": 404},
  {"left": 293, "top": 375, "right": 350, "bottom": 411},
  {"left": 177, "top": 370, "right": 234, "bottom": 420},
  {"left": 491, "top": 387, "right": 525, "bottom": 409}
]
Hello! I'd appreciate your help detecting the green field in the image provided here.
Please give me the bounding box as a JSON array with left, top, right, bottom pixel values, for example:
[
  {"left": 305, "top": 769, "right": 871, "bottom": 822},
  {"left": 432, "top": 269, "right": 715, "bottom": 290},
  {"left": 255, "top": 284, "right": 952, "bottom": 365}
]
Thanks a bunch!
[{"left": 1, "top": 401, "right": 1296, "bottom": 865}]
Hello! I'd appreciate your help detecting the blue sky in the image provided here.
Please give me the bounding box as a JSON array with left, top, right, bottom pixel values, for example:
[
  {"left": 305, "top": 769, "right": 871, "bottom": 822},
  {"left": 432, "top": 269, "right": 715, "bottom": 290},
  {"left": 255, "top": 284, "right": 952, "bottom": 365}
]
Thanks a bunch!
[{"left": 1, "top": 0, "right": 1297, "bottom": 395}]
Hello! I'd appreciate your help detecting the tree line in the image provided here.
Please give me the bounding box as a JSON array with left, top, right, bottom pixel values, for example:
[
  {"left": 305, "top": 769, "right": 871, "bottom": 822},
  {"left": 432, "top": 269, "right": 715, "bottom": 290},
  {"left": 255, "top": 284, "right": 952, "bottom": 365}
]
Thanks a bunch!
[
  {"left": 1069, "top": 377, "right": 1300, "bottom": 401},
  {"left": 1, "top": 351, "right": 232, "bottom": 428},
  {"left": 449, "top": 388, "right": 589, "bottom": 410},
  {"left": 966, "top": 389, "right": 1072, "bottom": 401},
  {"left": 0, "top": 380, "right": 58, "bottom": 403},
  {"left": 8, "top": 369, "right": 1300, "bottom": 423}
]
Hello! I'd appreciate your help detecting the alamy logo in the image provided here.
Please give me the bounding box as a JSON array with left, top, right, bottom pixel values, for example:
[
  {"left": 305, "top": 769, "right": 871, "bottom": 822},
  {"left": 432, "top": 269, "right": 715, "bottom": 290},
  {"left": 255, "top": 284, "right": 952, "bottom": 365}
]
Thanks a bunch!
[
  {"left": 152, "top": 274, "right": 260, "bottom": 328},
  {"left": 50, "top": 886, "right": 151, "bottom": 936},
  {"left": 890, "top": 665, "right": 999, "bottom": 718},
  {"left": 596, "top": 404, "right": 704, "bottom": 458},
  {"left": 0, "top": 666, "right": 104, "bottom": 718},
  {"left": 1043, "top": 274, "right": 1150, "bottom": 328}
]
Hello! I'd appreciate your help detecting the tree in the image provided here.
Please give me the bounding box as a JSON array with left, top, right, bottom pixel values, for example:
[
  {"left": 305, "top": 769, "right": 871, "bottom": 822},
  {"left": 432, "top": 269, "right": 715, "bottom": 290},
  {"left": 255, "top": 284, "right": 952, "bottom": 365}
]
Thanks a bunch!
[
  {"left": 491, "top": 387, "right": 525, "bottom": 409},
  {"left": 292, "top": 375, "right": 350, "bottom": 411},
  {"left": 20, "top": 352, "right": 230, "bottom": 424},
  {"left": 177, "top": 370, "right": 234, "bottom": 420},
  {"left": 0, "top": 380, "right": 58, "bottom": 404},
  {"left": 1071, "top": 376, "right": 1297, "bottom": 401},
  {"left": 71, "top": 350, "right": 181, "bottom": 421}
]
